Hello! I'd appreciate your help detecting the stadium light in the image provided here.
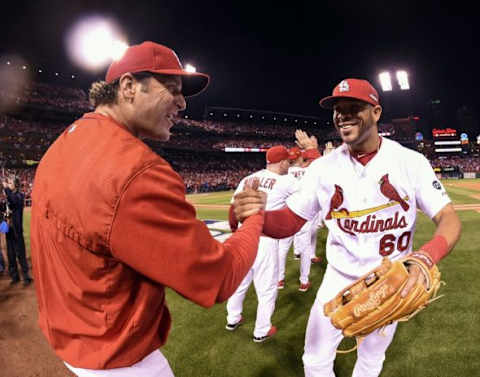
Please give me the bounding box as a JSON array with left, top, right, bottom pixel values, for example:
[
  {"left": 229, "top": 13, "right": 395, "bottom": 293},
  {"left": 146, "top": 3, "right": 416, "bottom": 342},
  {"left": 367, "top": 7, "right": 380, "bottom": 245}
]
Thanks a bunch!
[
  {"left": 185, "top": 64, "right": 196, "bottom": 73},
  {"left": 66, "top": 16, "right": 128, "bottom": 71},
  {"left": 379, "top": 72, "right": 392, "bottom": 91},
  {"left": 396, "top": 70, "right": 410, "bottom": 90},
  {"left": 111, "top": 40, "right": 129, "bottom": 61}
]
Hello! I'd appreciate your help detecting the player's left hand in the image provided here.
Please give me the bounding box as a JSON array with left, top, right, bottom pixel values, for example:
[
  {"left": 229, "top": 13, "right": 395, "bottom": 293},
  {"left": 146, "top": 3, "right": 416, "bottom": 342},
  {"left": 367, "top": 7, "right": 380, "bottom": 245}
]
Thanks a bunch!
[{"left": 401, "top": 261, "right": 427, "bottom": 297}]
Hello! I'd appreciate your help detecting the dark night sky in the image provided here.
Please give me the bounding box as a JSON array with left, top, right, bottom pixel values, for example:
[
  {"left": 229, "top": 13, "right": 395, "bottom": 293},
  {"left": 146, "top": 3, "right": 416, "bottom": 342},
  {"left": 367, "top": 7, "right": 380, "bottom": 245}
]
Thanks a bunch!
[{"left": 1, "top": 1, "right": 479, "bottom": 130}]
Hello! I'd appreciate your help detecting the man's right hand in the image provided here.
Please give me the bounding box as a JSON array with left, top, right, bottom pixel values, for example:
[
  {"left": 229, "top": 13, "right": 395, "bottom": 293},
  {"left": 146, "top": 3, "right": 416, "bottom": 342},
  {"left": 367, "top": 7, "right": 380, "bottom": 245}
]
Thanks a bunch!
[{"left": 233, "top": 178, "right": 266, "bottom": 223}]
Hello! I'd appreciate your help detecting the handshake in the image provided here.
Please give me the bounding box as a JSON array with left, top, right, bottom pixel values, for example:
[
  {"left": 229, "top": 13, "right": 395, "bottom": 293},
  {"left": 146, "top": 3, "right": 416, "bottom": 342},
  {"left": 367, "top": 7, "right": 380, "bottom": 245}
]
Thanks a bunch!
[{"left": 232, "top": 178, "right": 267, "bottom": 223}]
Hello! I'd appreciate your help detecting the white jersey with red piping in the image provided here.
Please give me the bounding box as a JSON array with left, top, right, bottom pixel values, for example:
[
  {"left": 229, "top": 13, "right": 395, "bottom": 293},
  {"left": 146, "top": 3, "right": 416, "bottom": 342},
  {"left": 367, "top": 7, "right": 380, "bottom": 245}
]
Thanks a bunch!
[{"left": 286, "top": 137, "right": 451, "bottom": 277}]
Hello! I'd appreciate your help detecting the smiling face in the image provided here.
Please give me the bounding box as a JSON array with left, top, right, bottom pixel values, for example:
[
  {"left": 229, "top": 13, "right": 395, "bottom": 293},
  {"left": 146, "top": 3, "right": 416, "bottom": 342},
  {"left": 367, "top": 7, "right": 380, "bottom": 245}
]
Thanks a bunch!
[
  {"left": 117, "top": 73, "right": 186, "bottom": 141},
  {"left": 332, "top": 99, "right": 382, "bottom": 149},
  {"left": 134, "top": 74, "right": 186, "bottom": 141}
]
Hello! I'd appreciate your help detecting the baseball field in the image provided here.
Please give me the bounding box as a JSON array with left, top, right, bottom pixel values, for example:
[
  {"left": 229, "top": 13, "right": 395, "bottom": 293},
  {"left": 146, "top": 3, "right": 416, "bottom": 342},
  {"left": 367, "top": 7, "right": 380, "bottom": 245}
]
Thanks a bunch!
[{"left": 0, "top": 179, "right": 479, "bottom": 377}]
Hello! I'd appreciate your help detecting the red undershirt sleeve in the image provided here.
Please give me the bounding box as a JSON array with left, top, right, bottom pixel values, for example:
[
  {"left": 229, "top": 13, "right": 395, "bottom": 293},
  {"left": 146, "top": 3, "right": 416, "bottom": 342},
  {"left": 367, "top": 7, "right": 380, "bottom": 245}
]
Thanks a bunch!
[
  {"left": 263, "top": 206, "right": 307, "bottom": 238},
  {"left": 303, "top": 149, "right": 321, "bottom": 161}
]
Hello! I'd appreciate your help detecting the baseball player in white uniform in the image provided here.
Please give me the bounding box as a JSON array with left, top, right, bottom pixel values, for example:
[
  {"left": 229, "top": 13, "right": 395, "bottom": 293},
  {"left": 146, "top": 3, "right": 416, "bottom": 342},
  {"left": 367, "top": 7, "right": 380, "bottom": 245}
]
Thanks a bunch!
[
  {"left": 301, "top": 150, "right": 323, "bottom": 265},
  {"left": 261, "top": 79, "right": 461, "bottom": 376},
  {"left": 226, "top": 145, "right": 299, "bottom": 342},
  {"left": 278, "top": 147, "right": 318, "bottom": 292}
]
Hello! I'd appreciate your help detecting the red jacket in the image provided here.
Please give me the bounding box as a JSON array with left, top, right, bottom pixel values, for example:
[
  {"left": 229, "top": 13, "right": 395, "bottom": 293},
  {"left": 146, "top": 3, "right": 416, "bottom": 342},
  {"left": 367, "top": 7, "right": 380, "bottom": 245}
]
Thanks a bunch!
[{"left": 30, "top": 112, "right": 262, "bottom": 369}]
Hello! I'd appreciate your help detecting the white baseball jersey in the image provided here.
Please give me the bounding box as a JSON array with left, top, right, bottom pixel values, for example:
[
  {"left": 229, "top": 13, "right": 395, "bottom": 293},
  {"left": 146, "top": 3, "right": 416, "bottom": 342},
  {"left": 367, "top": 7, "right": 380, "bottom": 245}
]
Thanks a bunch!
[
  {"left": 288, "top": 166, "right": 306, "bottom": 181},
  {"left": 233, "top": 169, "right": 299, "bottom": 211},
  {"left": 287, "top": 137, "right": 451, "bottom": 277}
]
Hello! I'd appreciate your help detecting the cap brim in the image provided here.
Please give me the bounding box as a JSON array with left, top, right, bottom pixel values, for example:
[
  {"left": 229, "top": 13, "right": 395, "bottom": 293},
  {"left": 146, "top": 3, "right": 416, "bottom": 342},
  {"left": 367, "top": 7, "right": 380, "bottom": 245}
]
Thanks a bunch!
[
  {"left": 146, "top": 69, "right": 210, "bottom": 97},
  {"left": 181, "top": 73, "right": 210, "bottom": 97},
  {"left": 319, "top": 95, "right": 376, "bottom": 109}
]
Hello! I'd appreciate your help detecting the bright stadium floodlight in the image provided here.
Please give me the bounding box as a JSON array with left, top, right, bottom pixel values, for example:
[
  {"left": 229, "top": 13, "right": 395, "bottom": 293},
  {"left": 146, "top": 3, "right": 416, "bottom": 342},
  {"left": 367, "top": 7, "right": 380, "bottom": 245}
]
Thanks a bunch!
[
  {"left": 111, "top": 40, "right": 129, "bottom": 61},
  {"left": 396, "top": 70, "right": 410, "bottom": 90},
  {"left": 379, "top": 72, "right": 392, "bottom": 91},
  {"left": 66, "top": 16, "right": 127, "bottom": 71},
  {"left": 185, "top": 64, "right": 196, "bottom": 73}
]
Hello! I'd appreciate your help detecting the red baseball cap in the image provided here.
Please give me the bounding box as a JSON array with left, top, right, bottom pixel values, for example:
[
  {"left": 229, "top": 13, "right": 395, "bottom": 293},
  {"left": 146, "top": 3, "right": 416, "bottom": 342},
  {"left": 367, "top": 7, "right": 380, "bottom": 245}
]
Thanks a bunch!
[
  {"left": 319, "top": 78, "right": 380, "bottom": 109},
  {"left": 288, "top": 146, "right": 302, "bottom": 160},
  {"left": 266, "top": 146, "right": 289, "bottom": 164},
  {"left": 105, "top": 41, "right": 210, "bottom": 97}
]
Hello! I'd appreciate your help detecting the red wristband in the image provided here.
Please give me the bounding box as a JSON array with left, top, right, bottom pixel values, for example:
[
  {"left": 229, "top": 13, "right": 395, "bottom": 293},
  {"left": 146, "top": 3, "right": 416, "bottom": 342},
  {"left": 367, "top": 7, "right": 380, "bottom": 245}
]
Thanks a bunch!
[{"left": 419, "top": 235, "right": 449, "bottom": 264}]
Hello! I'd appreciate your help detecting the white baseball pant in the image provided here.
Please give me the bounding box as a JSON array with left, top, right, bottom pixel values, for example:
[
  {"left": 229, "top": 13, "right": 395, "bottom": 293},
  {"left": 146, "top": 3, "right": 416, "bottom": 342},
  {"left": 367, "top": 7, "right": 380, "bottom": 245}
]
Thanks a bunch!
[
  {"left": 310, "top": 214, "right": 321, "bottom": 259},
  {"left": 226, "top": 236, "right": 279, "bottom": 338},
  {"left": 303, "top": 265, "right": 397, "bottom": 377},
  {"left": 64, "top": 349, "right": 174, "bottom": 377},
  {"left": 294, "top": 220, "right": 313, "bottom": 284},
  {"left": 278, "top": 236, "right": 293, "bottom": 282}
]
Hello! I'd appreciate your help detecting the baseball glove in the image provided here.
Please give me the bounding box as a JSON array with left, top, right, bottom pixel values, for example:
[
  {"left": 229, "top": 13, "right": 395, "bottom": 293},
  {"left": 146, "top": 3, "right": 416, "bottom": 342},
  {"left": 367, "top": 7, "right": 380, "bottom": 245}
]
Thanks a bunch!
[{"left": 324, "top": 252, "right": 443, "bottom": 345}]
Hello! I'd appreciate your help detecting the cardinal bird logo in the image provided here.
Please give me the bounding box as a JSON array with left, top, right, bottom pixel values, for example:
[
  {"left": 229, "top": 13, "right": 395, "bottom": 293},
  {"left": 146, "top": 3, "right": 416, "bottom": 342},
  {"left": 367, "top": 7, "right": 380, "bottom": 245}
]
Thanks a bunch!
[
  {"left": 326, "top": 184, "right": 347, "bottom": 220},
  {"left": 379, "top": 174, "right": 409, "bottom": 211}
]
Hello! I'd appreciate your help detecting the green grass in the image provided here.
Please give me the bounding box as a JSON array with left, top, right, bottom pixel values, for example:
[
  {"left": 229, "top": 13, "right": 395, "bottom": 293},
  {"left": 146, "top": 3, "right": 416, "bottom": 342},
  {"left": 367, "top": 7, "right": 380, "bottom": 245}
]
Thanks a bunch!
[
  {"left": 161, "top": 210, "right": 480, "bottom": 377},
  {"left": 23, "top": 180, "right": 480, "bottom": 376},
  {"left": 187, "top": 190, "right": 234, "bottom": 205},
  {"left": 442, "top": 179, "right": 480, "bottom": 204}
]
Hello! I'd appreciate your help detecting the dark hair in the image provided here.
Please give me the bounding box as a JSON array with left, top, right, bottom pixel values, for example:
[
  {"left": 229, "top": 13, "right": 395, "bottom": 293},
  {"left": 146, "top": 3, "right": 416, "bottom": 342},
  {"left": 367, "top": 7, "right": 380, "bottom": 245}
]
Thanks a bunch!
[{"left": 88, "top": 80, "right": 120, "bottom": 107}]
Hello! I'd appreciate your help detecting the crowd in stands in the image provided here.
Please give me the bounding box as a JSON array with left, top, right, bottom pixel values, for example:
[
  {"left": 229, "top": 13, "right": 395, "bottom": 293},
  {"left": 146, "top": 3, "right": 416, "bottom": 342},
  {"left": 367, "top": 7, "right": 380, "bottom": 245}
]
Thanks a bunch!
[
  {"left": 1, "top": 78, "right": 92, "bottom": 114},
  {"left": 431, "top": 156, "right": 480, "bottom": 172},
  {"left": 0, "top": 80, "right": 479, "bottom": 196},
  {"left": 161, "top": 150, "right": 265, "bottom": 192},
  {"left": 0, "top": 115, "right": 66, "bottom": 164},
  {"left": 177, "top": 118, "right": 320, "bottom": 139},
  {"left": 3, "top": 152, "right": 479, "bottom": 199}
]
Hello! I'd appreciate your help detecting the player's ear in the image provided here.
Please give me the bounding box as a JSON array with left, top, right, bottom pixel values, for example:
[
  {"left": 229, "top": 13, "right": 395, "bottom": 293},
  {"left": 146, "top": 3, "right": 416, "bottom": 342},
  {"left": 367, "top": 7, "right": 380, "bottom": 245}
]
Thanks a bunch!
[
  {"left": 372, "top": 105, "right": 382, "bottom": 122},
  {"left": 118, "top": 73, "right": 137, "bottom": 104}
]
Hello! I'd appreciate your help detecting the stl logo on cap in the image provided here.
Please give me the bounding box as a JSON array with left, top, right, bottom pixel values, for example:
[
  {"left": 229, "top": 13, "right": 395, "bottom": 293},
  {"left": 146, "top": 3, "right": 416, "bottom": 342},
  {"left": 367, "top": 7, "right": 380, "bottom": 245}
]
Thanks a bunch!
[
  {"left": 319, "top": 78, "right": 380, "bottom": 109},
  {"left": 338, "top": 80, "right": 350, "bottom": 92}
]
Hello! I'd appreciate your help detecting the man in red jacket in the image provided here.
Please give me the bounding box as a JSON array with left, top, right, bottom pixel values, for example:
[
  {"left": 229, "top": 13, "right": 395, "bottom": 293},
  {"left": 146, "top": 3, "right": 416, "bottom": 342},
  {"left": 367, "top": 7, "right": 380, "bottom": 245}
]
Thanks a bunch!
[{"left": 30, "top": 41, "right": 265, "bottom": 377}]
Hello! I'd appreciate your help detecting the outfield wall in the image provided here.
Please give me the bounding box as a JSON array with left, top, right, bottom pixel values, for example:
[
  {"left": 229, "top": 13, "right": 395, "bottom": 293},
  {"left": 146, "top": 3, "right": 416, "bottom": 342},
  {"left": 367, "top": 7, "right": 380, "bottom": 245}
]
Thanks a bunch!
[{"left": 435, "top": 172, "right": 480, "bottom": 179}]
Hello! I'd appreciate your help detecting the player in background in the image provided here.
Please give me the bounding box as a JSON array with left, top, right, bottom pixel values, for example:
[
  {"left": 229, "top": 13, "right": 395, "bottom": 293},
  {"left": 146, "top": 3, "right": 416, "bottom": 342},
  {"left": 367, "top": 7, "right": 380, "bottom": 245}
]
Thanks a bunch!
[
  {"left": 227, "top": 146, "right": 298, "bottom": 342},
  {"left": 277, "top": 142, "right": 321, "bottom": 292},
  {"left": 261, "top": 78, "right": 461, "bottom": 377},
  {"left": 301, "top": 147, "right": 323, "bottom": 265}
]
